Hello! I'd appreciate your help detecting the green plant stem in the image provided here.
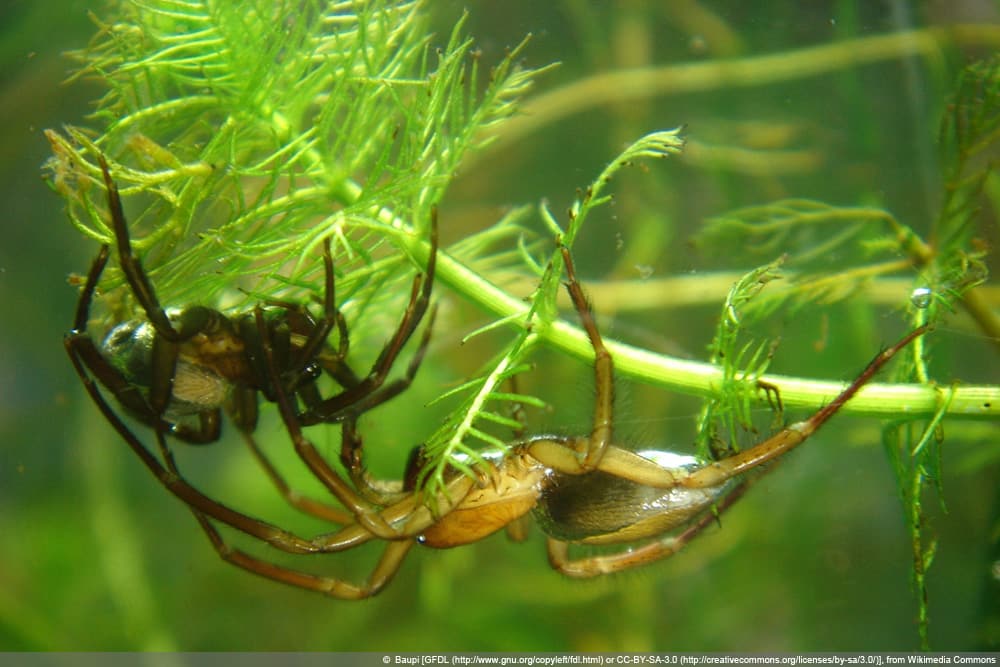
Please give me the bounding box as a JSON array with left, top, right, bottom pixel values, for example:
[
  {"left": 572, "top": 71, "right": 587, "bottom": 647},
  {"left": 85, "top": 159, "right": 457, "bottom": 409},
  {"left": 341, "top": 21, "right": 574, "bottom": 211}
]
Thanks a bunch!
[
  {"left": 492, "top": 262, "right": 978, "bottom": 312},
  {"left": 479, "top": 24, "right": 1000, "bottom": 157},
  {"left": 959, "top": 282, "right": 1000, "bottom": 354},
  {"left": 369, "top": 216, "right": 999, "bottom": 421}
]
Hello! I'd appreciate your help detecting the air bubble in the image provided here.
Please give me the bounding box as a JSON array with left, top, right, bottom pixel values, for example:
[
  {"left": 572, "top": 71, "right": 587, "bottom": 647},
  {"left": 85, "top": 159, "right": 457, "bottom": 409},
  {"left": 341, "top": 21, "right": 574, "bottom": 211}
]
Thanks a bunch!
[{"left": 910, "top": 286, "right": 932, "bottom": 309}]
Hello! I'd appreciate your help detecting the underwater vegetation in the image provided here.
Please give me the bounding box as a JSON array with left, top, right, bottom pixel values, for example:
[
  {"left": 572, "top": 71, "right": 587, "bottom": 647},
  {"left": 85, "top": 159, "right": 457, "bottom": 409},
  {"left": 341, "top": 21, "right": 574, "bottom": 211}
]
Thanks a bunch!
[{"left": 3, "top": 0, "right": 999, "bottom": 652}]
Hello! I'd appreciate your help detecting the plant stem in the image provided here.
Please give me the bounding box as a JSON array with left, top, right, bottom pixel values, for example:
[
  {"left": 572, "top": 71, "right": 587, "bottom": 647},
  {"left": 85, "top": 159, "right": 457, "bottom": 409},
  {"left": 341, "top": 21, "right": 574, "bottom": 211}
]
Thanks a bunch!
[
  {"left": 375, "top": 218, "right": 1000, "bottom": 421},
  {"left": 479, "top": 24, "right": 1000, "bottom": 157}
]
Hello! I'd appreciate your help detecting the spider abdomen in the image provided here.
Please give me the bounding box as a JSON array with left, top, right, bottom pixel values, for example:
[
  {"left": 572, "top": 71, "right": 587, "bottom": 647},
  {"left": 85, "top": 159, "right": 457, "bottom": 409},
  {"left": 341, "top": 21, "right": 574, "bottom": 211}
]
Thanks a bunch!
[
  {"left": 101, "top": 308, "right": 251, "bottom": 418},
  {"left": 533, "top": 450, "right": 731, "bottom": 545}
]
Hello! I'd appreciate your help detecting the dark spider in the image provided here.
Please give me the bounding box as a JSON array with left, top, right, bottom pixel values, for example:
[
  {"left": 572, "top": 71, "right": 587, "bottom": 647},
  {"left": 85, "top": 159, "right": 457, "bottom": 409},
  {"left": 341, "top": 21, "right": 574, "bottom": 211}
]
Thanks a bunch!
[{"left": 65, "top": 155, "right": 438, "bottom": 547}]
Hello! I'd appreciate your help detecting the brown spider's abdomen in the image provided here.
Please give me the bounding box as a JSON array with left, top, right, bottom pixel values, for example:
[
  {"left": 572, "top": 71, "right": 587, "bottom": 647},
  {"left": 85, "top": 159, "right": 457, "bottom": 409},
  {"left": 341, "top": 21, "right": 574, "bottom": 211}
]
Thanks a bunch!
[{"left": 101, "top": 313, "right": 252, "bottom": 418}]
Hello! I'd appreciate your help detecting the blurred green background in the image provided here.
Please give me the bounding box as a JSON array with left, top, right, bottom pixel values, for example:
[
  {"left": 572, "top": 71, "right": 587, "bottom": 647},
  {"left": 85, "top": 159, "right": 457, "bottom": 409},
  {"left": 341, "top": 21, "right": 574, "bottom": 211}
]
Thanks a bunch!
[{"left": 2, "top": 0, "right": 999, "bottom": 652}]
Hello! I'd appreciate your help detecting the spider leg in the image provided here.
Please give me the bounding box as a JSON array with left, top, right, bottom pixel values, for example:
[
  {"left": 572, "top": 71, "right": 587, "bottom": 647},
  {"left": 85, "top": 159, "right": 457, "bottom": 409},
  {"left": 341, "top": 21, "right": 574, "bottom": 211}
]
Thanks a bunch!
[
  {"left": 70, "top": 324, "right": 224, "bottom": 443},
  {"left": 192, "top": 513, "right": 415, "bottom": 600},
  {"left": 298, "top": 207, "right": 439, "bottom": 425},
  {"left": 338, "top": 417, "right": 409, "bottom": 505},
  {"left": 558, "top": 244, "right": 613, "bottom": 470},
  {"left": 150, "top": 411, "right": 411, "bottom": 599},
  {"left": 67, "top": 232, "right": 222, "bottom": 444},
  {"left": 227, "top": 384, "right": 355, "bottom": 524},
  {"left": 270, "top": 236, "right": 358, "bottom": 392},
  {"left": 98, "top": 155, "right": 229, "bottom": 424},
  {"left": 98, "top": 155, "right": 179, "bottom": 342},
  {"left": 546, "top": 479, "right": 751, "bottom": 577},
  {"left": 681, "top": 324, "right": 928, "bottom": 490},
  {"left": 67, "top": 339, "right": 332, "bottom": 553},
  {"left": 336, "top": 305, "right": 438, "bottom": 497},
  {"left": 72, "top": 282, "right": 467, "bottom": 597},
  {"left": 257, "top": 307, "right": 412, "bottom": 539}
]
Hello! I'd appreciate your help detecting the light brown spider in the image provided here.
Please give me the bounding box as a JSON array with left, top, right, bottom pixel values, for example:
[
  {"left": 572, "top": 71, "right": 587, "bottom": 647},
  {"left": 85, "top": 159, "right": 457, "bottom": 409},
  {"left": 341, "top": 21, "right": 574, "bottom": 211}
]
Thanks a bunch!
[{"left": 224, "top": 244, "right": 926, "bottom": 598}]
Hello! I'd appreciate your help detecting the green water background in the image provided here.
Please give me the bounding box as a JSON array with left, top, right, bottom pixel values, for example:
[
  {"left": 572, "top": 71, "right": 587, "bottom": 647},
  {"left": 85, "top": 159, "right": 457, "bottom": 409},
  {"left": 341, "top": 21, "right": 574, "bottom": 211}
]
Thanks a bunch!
[{"left": 1, "top": 0, "right": 998, "bottom": 652}]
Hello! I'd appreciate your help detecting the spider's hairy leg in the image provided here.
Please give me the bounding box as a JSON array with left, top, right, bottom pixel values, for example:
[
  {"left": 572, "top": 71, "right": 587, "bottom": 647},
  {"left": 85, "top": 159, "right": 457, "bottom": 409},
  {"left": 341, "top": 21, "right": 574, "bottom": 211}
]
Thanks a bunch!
[
  {"left": 558, "top": 243, "right": 614, "bottom": 470},
  {"left": 338, "top": 307, "right": 437, "bottom": 503},
  {"left": 203, "top": 533, "right": 415, "bottom": 600},
  {"left": 683, "top": 324, "right": 929, "bottom": 490},
  {"left": 66, "top": 338, "right": 329, "bottom": 555},
  {"left": 256, "top": 307, "right": 408, "bottom": 539},
  {"left": 229, "top": 383, "right": 355, "bottom": 524},
  {"left": 155, "top": 426, "right": 413, "bottom": 600},
  {"left": 97, "top": 155, "right": 177, "bottom": 341},
  {"left": 299, "top": 207, "right": 440, "bottom": 427},
  {"left": 96, "top": 156, "right": 224, "bottom": 430},
  {"left": 70, "top": 328, "right": 420, "bottom": 597}
]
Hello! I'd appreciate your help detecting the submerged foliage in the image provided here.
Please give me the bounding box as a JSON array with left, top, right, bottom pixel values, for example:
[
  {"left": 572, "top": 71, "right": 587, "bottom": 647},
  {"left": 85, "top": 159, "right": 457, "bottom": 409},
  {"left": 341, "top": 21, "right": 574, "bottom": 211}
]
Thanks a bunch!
[
  {"left": 41, "top": 0, "right": 1000, "bottom": 650},
  {"left": 46, "top": 0, "right": 544, "bottom": 312}
]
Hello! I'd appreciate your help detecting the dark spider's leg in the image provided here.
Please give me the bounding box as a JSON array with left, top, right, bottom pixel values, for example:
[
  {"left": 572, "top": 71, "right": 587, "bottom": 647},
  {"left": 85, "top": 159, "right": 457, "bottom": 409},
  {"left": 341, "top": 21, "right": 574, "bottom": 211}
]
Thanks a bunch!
[
  {"left": 227, "top": 384, "right": 354, "bottom": 524},
  {"left": 337, "top": 417, "right": 408, "bottom": 505},
  {"left": 299, "top": 207, "right": 439, "bottom": 425},
  {"left": 69, "top": 329, "right": 444, "bottom": 554},
  {"left": 337, "top": 306, "right": 437, "bottom": 495},
  {"left": 333, "top": 304, "right": 437, "bottom": 417},
  {"left": 291, "top": 237, "right": 340, "bottom": 376},
  {"left": 65, "top": 222, "right": 221, "bottom": 444},
  {"left": 546, "top": 479, "right": 752, "bottom": 577},
  {"left": 97, "top": 155, "right": 223, "bottom": 423},
  {"left": 190, "top": 510, "right": 415, "bottom": 599},
  {"left": 68, "top": 338, "right": 319, "bottom": 553},
  {"left": 148, "top": 414, "right": 410, "bottom": 599},
  {"left": 100, "top": 156, "right": 182, "bottom": 416},
  {"left": 66, "top": 242, "right": 395, "bottom": 553},
  {"left": 69, "top": 320, "right": 223, "bottom": 444},
  {"left": 256, "top": 308, "right": 408, "bottom": 539},
  {"left": 269, "top": 237, "right": 360, "bottom": 392},
  {"left": 98, "top": 155, "right": 178, "bottom": 341},
  {"left": 680, "top": 324, "right": 928, "bottom": 490}
]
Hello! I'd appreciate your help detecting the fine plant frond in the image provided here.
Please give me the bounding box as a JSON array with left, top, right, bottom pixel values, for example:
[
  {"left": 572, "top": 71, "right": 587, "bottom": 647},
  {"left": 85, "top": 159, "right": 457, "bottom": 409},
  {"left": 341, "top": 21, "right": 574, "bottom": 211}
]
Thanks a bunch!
[
  {"left": 45, "top": 0, "right": 547, "bottom": 321},
  {"left": 46, "top": 2, "right": 996, "bottom": 424},
  {"left": 694, "top": 257, "right": 784, "bottom": 460},
  {"left": 696, "top": 59, "right": 999, "bottom": 344},
  {"left": 866, "top": 58, "right": 1000, "bottom": 648},
  {"left": 922, "top": 56, "right": 999, "bottom": 344},
  {"left": 696, "top": 199, "right": 928, "bottom": 317},
  {"left": 881, "top": 386, "right": 955, "bottom": 651}
]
